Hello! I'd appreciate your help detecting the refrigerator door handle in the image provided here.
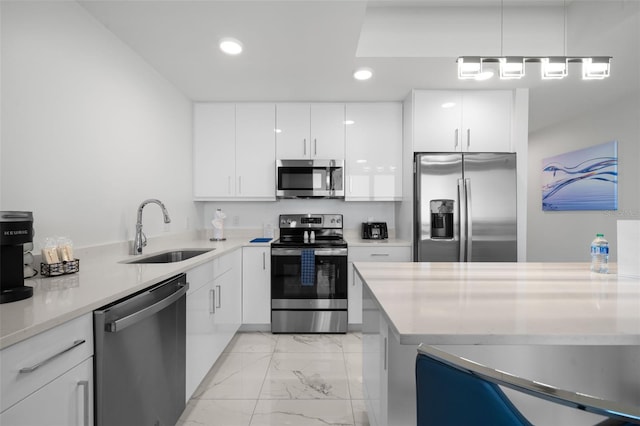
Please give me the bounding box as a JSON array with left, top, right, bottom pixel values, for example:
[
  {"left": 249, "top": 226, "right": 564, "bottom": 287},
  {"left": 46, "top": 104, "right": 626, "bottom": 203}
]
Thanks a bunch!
[
  {"left": 465, "top": 178, "right": 473, "bottom": 261},
  {"left": 457, "top": 178, "right": 466, "bottom": 262}
]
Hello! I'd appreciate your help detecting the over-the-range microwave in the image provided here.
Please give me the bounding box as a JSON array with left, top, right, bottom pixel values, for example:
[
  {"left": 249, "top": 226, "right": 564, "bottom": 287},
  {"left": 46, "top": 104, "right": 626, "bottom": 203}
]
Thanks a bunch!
[{"left": 276, "top": 159, "right": 344, "bottom": 199}]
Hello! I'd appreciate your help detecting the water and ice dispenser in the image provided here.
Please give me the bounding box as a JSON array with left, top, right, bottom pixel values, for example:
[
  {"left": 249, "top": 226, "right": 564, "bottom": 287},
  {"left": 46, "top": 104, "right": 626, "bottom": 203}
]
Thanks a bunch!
[{"left": 430, "top": 200, "right": 453, "bottom": 239}]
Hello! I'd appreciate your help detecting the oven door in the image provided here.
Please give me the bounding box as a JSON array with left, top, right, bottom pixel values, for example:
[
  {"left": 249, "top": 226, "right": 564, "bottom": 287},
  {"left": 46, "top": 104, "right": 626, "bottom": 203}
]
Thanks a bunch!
[{"left": 271, "top": 247, "right": 347, "bottom": 302}]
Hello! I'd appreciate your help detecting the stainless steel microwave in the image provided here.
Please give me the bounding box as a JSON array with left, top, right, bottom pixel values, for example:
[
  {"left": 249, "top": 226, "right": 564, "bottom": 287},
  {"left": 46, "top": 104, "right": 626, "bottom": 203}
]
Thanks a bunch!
[{"left": 276, "top": 159, "right": 344, "bottom": 199}]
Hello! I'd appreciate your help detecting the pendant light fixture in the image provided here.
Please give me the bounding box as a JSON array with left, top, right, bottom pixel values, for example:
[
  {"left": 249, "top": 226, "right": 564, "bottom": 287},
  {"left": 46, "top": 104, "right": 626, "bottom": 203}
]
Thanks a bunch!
[{"left": 457, "top": 0, "right": 611, "bottom": 81}]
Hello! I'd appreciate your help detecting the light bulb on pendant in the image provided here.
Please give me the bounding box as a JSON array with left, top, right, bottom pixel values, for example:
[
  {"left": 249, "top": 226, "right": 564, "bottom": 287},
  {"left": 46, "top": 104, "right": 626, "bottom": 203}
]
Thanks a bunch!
[{"left": 541, "top": 57, "right": 568, "bottom": 79}]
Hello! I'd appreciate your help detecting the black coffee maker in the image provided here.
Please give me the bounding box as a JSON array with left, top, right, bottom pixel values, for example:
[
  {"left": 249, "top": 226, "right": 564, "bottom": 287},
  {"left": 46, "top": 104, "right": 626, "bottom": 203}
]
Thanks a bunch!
[{"left": 1, "top": 211, "right": 34, "bottom": 303}]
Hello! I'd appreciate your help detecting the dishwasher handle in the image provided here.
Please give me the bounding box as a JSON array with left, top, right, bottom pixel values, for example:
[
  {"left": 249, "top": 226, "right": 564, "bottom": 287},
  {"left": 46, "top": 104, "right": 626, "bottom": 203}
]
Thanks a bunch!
[{"left": 103, "top": 280, "right": 188, "bottom": 333}]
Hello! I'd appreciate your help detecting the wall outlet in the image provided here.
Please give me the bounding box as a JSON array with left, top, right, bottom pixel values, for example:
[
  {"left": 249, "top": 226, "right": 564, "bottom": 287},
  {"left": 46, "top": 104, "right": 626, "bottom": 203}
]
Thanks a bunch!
[{"left": 232, "top": 215, "right": 240, "bottom": 226}]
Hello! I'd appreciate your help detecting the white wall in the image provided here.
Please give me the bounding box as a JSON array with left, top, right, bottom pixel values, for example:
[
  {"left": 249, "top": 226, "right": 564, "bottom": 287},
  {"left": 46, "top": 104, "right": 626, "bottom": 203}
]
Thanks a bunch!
[
  {"left": 0, "top": 1, "right": 197, "bottom": 249},
  {"left": 527, "top": 92, "right": 640, "bottom": 262},
  {"left": 202, "top": 200, "right": 396, "bottom": 235}
]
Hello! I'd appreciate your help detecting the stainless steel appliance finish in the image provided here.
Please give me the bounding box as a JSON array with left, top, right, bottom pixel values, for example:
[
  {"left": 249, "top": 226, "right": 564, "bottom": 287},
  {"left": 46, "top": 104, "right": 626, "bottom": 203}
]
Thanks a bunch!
[
  {"left": 271, "top": 214, "right": 348, "bottom": 333},
  {"left": 414, "top": 153, "right": 517, "bottom": 262},
  {"left": 94, "top": 274, "right": 188, "bottom": 426},
  {"left": 276, "top": 159, "right": 344, "bottom": 198}
]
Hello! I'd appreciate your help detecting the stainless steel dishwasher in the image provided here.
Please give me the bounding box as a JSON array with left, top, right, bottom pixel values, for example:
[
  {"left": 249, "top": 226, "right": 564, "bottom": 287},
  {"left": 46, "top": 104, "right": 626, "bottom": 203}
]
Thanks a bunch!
[{"left": 94, "top": 273, "right": 188, "bottom": 426}]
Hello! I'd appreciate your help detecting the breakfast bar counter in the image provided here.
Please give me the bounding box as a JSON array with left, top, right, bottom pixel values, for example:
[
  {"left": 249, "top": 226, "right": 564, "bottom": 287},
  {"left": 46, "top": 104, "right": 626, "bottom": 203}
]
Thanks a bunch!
[{"left": 354, "top": 262, "right": 640, "bottom": 426}]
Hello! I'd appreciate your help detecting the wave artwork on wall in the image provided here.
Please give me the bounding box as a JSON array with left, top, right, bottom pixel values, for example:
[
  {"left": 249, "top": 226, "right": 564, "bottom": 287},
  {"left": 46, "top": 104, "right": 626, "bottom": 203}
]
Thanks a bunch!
[{"left": 542, "top": 140, "right": 618, "bottom": 211}]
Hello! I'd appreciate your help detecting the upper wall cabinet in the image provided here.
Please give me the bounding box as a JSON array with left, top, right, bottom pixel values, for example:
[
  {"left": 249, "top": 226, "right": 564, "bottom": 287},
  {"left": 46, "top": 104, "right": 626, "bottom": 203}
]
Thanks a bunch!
[
  {"left": 413, "top": 90, "right": 513, "bottom": 153},
  {"left": 345, "top": 103, "right": 403, "bottom": 201},
  {"left": 276, "top": 103, "right": 345, "bottom": 160},
  {"left": 194, "top": 103, "right": 276, "bottom": 201}
]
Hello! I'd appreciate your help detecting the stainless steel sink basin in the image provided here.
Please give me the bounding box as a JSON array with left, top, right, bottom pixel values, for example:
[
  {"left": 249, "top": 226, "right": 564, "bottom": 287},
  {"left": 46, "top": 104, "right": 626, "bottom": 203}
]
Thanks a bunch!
[{"left": 124, "top": 249, "right": 214, "bottom": 264}]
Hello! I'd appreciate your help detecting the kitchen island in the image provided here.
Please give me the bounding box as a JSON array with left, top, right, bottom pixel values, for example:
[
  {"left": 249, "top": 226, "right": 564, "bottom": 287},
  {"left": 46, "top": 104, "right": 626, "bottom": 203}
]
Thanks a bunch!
[{"left": 355, "top": 261, "right": 640, "bottom": 426}]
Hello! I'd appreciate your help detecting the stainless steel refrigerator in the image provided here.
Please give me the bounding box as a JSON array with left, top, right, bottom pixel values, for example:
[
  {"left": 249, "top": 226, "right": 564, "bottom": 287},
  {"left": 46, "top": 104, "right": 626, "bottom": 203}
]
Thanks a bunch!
[{"left": 414, "top": 152, "right": 517, "bottom": 262}]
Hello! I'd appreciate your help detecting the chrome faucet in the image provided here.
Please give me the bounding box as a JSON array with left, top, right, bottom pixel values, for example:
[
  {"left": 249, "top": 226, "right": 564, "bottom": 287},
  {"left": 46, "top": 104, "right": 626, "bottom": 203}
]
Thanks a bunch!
[{"left": 133, "top": 199, "right": 171, "bottom": 255}]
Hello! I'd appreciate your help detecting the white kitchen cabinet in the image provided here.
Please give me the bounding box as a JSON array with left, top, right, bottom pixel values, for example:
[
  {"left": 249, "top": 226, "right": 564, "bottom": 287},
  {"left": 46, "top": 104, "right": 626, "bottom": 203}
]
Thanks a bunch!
[
  {"left": 413, "top": 90, "right": 512, "bottom": 153},
  {"left": 0, "top": 358, "right": 93, "bottom": 426},
  {"left": 345, "top": 103, "right": 403, "bottom": 201},
  {"left": 242, "top": 246, "right": 271, "bottom": 325},
  {"left": 348, "top": 246, "right": 411, "bottom": 325},
  {"left": 0, "top": 313, "right": 93, "bottom": 425},
  {"left": 193, "top": 103, "right": 276, "bottom": 201},
  {"left": 185, "top": 260, "right": 216, "bottom": 400},
  {"left": 185, "top": 250, "right": 242, "bottom": 400},
  {"left": 276, "top": 103, "right": 345, "bottom": 160},
  {"left": 211, "top": 249, "right": 242, "bottom": 358}
]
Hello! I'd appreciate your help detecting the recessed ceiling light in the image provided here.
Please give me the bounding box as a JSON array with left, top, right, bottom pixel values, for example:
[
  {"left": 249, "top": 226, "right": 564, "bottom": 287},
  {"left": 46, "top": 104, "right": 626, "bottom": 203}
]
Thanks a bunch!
[
  {"left": 441, "top": 102, "right": 456, "bottom": 109},
  {"left": 219, "top": 37, "right": 243, "bottom": 55},
  {"left": 353, "top": 67, "right": 373, "bottom": 81},
  {"left": 344, "top": 120, "right": 355, "bottom": 125}
]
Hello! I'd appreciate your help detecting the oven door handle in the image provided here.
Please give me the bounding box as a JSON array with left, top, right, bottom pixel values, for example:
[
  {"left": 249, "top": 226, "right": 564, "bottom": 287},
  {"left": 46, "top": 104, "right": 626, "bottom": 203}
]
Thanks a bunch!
[{"left": 271, "top": 247, "right": 347, "bottom": 257}]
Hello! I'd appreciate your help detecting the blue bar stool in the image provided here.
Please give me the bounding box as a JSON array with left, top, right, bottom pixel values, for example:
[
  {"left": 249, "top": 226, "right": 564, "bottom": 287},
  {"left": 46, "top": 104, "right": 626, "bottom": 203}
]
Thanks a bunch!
[{"left": 416, "top": 344, "right": 640, "bottom": 426}]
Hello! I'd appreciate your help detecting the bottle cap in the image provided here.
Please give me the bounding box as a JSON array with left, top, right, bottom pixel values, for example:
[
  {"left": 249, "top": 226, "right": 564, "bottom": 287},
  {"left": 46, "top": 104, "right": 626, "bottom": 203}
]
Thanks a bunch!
[{"left": 596, "top": 233, "right": 604, "bottom": 237}]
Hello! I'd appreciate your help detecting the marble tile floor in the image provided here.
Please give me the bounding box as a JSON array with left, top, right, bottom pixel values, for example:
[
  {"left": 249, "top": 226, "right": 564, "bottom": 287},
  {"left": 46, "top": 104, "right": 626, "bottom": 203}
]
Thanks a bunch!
[{"left": 177, "top": 332, "right": 369, "bottom": 426}]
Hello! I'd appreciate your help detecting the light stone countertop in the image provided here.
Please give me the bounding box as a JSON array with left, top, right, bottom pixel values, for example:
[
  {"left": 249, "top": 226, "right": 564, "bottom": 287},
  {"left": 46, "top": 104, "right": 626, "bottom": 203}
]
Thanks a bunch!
[
  {"left": 354, "top": 261, "right": 640, "bottom": 346},
  {"left": 0, "top": 231, "right": 272, "bottom": 350}
]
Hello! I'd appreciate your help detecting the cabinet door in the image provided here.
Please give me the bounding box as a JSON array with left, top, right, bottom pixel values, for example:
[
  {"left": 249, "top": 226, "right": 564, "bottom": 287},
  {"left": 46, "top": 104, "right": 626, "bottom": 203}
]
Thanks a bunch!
[
  {"left": 185, "top": 279, "right": 216, "bottom": 400},
  {"left": 194, "top": 103, "right": 236, "bottom": 198},
  {"left": 242, "top": 247, "right": 271, "bottom": 324},
  {"left": 413, "top": 91, "right": 462, "bottom": 152},
  {"left": 348, "top": 246, "right": 411, "bottom": 325},
  {"left": 345, "top": 103, "right": 402, "bottom": 201},
  {"left": 236, "top": 104, "right": 276, "bottom": 200},
  {"left": 0, "top": 358, "right": 93, "bottom": 426},
  {"left": 212, "top": 251, "right": 242, "bottom": 358},
  {"left": 461, "top": 91, "right": 512, "bottom": 152},
  {"left": 310, "top": 103, "right": 345, "bottom": 159},
  {"left": 276, "top": 103, "right": 311, "bottom": 159}
]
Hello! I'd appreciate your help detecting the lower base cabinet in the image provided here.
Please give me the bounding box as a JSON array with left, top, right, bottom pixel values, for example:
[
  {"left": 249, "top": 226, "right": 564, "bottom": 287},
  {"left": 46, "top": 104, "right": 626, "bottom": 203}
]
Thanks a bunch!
[
  {"left": 0, "top": 313, "right": 94, "bottom": 426},
  {"left": 185, "top": 249, "right": 242, "bottom": 400},
  {"left": 242, "top": 246, "right": 271, "bottom": 325},
  {"left": 0, "top": 359, "right": 93, "bottom": 426},
  {"left": 348, "top": 245, "right": 411, "bottom": 325}
]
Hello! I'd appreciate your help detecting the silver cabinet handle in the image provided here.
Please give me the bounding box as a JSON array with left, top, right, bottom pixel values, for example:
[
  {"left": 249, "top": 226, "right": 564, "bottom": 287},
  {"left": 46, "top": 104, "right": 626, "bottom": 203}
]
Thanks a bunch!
[
  {"left": 370, "top": 253, "right": 390, "bottom": 257},
  {"left": 383, "top": 336, "right": 388, "bottom": 371},
  {"left": 466, "top": 128, "right": 471, "bottom": 149},
  {"left": 216, "top": 285, "right": 222, "bottom": 309},
  {"left": 314, "top": 138, "right": 317, "bottom": 156},
  {"left": 209, "top": 288, "right": 215, "bottom": 314},
  {"left": 19, "top": 339, "right": 86, "bottom": 373},
  {"left": 262, "top": 252, "right": 266, "bottom": 270},
  {"left": 78, "top": 380, "right": 89, "bottom": 426},
  {"left": 454, "top": 129, "right": 459, "bottom": 150},
  {"left": 238, "top": 176, "right": 242, "bottom": 194},
  {"left": 303, "top": 138, "right": 307, "bottom": 156}
]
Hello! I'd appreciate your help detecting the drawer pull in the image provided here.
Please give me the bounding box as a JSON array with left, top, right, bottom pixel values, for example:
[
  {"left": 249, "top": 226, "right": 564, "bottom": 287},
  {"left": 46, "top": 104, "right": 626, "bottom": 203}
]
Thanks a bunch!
[
  {"left": 19, "top": 339, "right": 86, "bottom": 373},
  {"left": 370, "top": 253, "right": 390, "bottom": 257},
  {"left": 78, "top": 380, "right": 90, "bottom": 426}
]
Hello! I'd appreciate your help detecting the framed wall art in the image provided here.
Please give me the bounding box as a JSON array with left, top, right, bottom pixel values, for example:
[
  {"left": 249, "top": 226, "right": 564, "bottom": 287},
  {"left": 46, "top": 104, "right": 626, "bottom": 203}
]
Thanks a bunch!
[{"left": 542, "top": 141, "right": 618, "bottom": 211}]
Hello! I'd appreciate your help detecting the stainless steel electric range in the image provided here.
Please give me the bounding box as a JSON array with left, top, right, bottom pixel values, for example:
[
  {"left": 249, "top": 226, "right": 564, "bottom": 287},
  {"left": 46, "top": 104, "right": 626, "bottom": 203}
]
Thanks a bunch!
[{"left": 271, "top": 214, "right": 347, "bottom": 333}]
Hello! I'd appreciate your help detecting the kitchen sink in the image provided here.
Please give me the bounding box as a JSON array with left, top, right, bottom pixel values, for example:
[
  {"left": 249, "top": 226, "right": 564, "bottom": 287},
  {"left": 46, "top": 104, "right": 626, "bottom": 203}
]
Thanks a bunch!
[{"left": 124, "top": 249, "right": 214, "bottom": 264}]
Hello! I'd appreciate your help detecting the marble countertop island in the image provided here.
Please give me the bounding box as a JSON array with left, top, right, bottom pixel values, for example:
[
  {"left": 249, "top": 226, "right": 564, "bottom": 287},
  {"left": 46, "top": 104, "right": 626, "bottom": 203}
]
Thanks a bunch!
[{"left": 354, "top": 261, "right": 640, "bottom": 346}]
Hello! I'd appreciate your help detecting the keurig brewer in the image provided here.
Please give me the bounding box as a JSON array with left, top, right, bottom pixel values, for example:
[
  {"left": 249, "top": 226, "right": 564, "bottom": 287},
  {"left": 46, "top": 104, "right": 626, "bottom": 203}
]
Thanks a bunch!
[{"left": 1, "top": 211, "right": 34, "bottom": 303}]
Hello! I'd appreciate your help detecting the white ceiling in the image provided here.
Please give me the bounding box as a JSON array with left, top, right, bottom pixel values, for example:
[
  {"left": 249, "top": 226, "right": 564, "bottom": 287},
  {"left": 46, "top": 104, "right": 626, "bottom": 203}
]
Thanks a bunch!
[{"left": 78, "top": 0, "right": 639, "bottom": 132}]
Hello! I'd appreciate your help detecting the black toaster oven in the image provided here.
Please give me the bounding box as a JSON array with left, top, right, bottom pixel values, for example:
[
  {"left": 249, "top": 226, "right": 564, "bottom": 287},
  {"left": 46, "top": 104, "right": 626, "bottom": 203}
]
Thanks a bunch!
[{"left": 362, "top": 222, "right": 388, "bottom": 240}]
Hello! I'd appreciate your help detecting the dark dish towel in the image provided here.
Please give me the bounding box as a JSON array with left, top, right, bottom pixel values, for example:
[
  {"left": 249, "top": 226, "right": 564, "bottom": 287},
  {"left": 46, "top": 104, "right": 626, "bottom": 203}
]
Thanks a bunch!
[
  {"left": 249, "top": 238, "right": 272, "bottom": 243},
  {"left": 300, "top": 249, "right": 315, "bottom": 286}
]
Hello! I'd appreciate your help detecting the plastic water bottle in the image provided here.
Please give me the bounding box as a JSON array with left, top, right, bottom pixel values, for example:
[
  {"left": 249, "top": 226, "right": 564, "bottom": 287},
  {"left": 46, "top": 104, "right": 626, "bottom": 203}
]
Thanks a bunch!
[{"left": 590, "top": 233, "right": 609, "bottom": 273}]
